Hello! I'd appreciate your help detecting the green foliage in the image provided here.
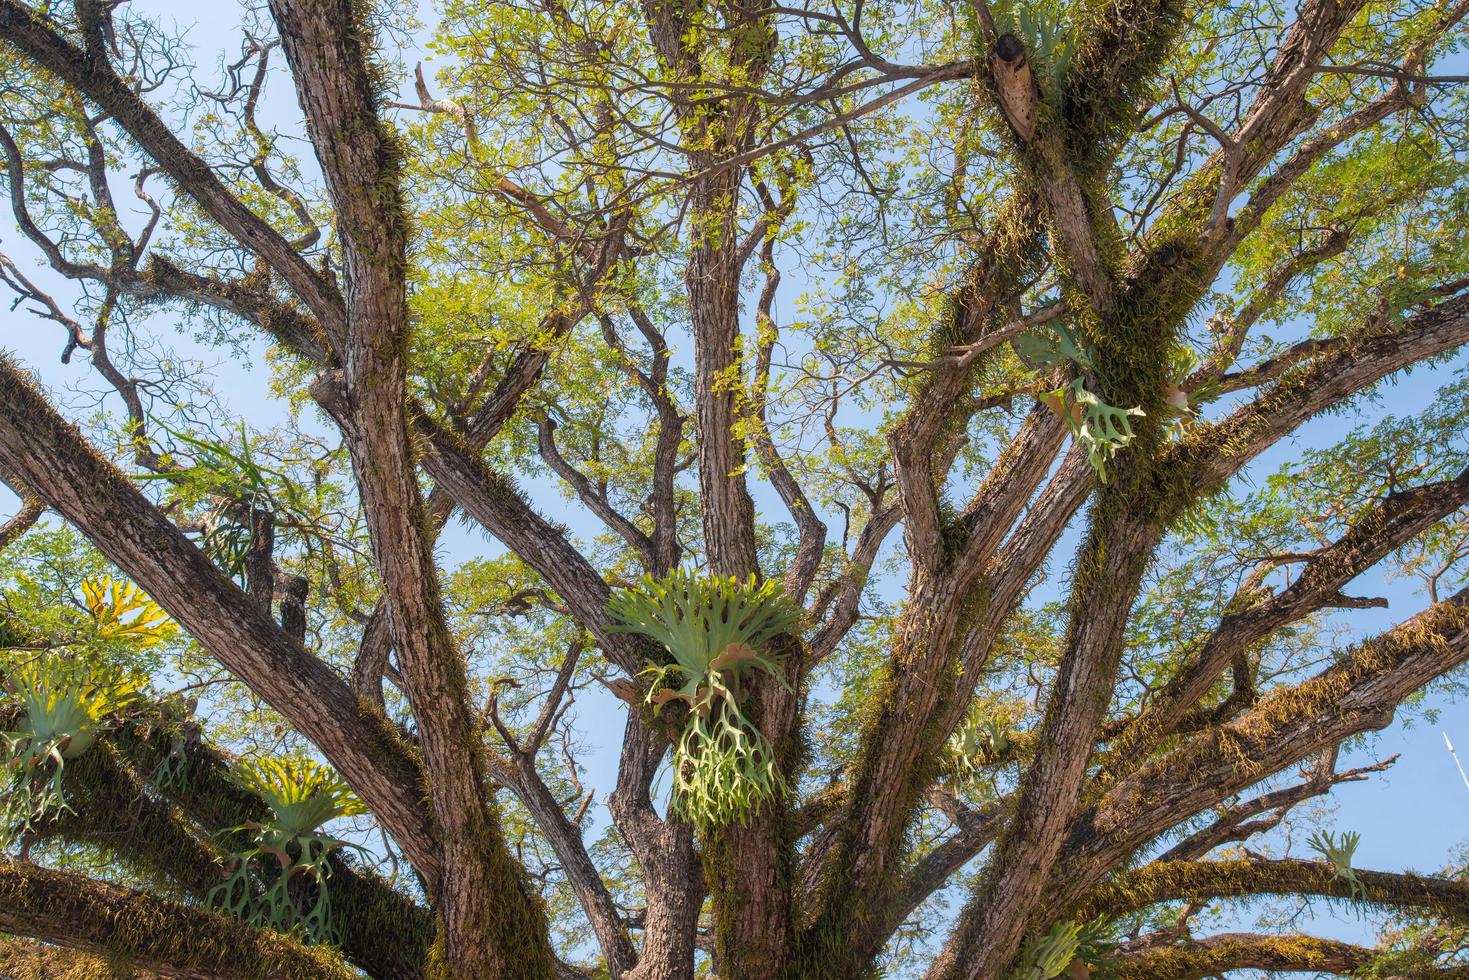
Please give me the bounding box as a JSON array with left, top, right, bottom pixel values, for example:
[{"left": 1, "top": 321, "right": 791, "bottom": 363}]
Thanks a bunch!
[
  {"left": 945, "top": 714, "right": 1011, "bottom": 783},
  {"left": 1074, "top": 918, "right": 1120, "bottom": 977},
  {"left": 1045, "top": 378, "right": 1146, "bottom": 482},
  {"left": 1009, "top": 917, "right": 1118, "bottom": 979},
  {"left": 1012, "top": 322, "right": 1094, "bottom": 373},
  {"left": 1010, "top": 918, "right": 1081, "bottom": 979},
  {"left": 1309, "top": 829, "right": 1368, "bottom": 902},
  {"left": 136, "top": 423, "right": 307, "bottom": 581},
  {"left": 1014, "top": 325, "right": 1147, "bottom": 481},
  {"left": 0, "top": 656, "right": 142, "bottom": 846},
  {"left": 608, "top": 569, "right": 801, "bottom": 830},
  {"left": 207, "top": 756, "right": 367, "bottom": 945},
  {"left": 80, "top": 576, "right": 177, "bottom": 648},
  {"left": 988, "top": 0, "right": 1074, "bottom": 97}
]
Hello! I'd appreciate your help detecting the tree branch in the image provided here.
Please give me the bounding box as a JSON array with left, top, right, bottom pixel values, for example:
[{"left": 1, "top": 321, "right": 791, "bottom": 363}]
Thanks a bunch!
[
  {"left": 0, "top": 857, "right": 358, "bottom": 980},
  {"left": 0, "top": 353, "right": 441, "bottom": 888},
  {"left": 1079, "top": 857, "right": 1469, "bottom": 925},
  {"left": 0, "top": 0, "right": 347, "bottom": 343}
]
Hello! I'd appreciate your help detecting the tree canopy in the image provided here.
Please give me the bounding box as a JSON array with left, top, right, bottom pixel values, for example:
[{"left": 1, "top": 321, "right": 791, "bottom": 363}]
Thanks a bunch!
[{"left": 1, "top": 0, "right": 1469, "bottom": 976}]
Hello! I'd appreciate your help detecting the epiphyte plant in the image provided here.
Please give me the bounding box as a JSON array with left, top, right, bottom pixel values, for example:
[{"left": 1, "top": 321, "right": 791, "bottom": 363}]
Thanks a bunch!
[
  {"left": 1010, "top": 918, "right": 1082, "bottom": 980},
  {"left": 607, "top": 568, "right": 802, "bottom": 831},
  {"left": 207, "top": 755, "right": 367, "bottom": 945},
  {"left": 946, "top": 715, "right": 1013, "bottom": 784},
  {"left": 1009, "top": 917, "right": 1117, "bottom": 979},
  {"left": 82, "top": 576, "right": 178, "bottom": 647},
  {"left": 987, "top": 0, "right": 1075, "bottom": 98},
  {"left": 0, "top": 656, "right": 142, "bottom": 846},
  {"left": 1013, "top": 324, "right": 1146, "bottom": 481},
  {"left": 1309, "top": 828, "right": 1369, "bottom": 902}
]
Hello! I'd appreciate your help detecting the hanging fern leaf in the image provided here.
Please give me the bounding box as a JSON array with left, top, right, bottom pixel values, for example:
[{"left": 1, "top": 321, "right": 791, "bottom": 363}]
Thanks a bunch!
[
  {"left": 1309, "top": 829, "right": 1368, "bottom": 901},
  {"left": 0, "top": 657, "right": 142, "bottom": 844},
  {"left": 608, "top": 569, "right": 801, "bottom": 830},
  {"left": 208, "top": 755, "right": 367, "bottom": 945},
  {"left": 1042, "top": 378, "right": 1146, "bottom": 482}
]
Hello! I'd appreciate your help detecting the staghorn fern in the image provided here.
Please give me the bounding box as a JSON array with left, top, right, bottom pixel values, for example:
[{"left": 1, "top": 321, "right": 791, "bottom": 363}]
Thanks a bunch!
[
  {"left": 0, "top": 656, "right": 142, "bottom": 845},
  {"left": 1309, "top": 829, "right": 1369, "bottom": 902},
  {"left": 81, "top": 576, "right": 177, "bottom": 647},
  {"left": 1014, "top": 325, "right": 1146, "bottom": 482},
  {"left": 987, "top": 0, "right": 1075, "bottom": 96},
  {"left": 1044, "top": 378, "right": 1147, "bottom": 482},
  {"left": 1009, "top": 917, "right": 1118, "bottom": 980},
  {"left": 208, "top": 755, "right": 367, "bottom": 945},
  {"left": 945, "top": 716, "right": 1012, "bottom": 784},
  {"left": 608, "top": 569, "right": 801, "bottom": 831},
  {"left": 1011, "top": 919, "right": 1083, "bottom": 980}
]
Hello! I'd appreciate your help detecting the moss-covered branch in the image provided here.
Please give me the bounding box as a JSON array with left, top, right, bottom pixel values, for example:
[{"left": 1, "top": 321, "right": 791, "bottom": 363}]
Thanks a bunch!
[
  {"left": 1112, "top": 932, "right": 1375, "bottom": 978},
  {"left": 0, "top": 857, "right": 357, "bottom": 980},
  {"left": 1, "top": 695, "right": 433, "bottom": 980},
  {"left": 107, "top": 706, "right": 434, "bottom": 980},
  {"left": 1044, "top": 585, "right": 1469, "bottom": 919},
  {"left": 1078, "top": 858, "right": 1469, "bottom": 924}
]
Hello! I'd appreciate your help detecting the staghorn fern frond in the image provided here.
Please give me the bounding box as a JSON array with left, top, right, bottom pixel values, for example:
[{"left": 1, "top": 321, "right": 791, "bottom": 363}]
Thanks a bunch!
[
  {"left": 231, "top": 755, "right": 365, "bottom": 842},
  {"left": 1011, "top": 919, "right": 1083, "bottom": 980},
  {"left": 608, "top": 569, "right": 802, "bottom": 830},
  {"left": 208, "top": 755, "right": 367, "bottom": 945},
  {"left": 946, "top": 716, "right": 1013, "bottom": 784},
  {"left": 1043, "top": 379, "right": 1146, "bottom": 483},
  {"left": 81, "top": 577, "right": 177, "bottom": 648},
  {"left": 608, "top": 569, "right": 801, "bottom": 710},
  {"left": 1309, "top": 829, "right": 1368, "bottom": 901},
  {"left": 4, "top": 657, "right": 142, "bottom": 760},
  {"left": 1012, "top": 322, "right": 1094, "bottom": 374},
  {"left": 1014, "top": 327, "right": 1146, "bottom": 482},
  {"left": 1, "top": 657, "right": 142, "bottom": 844}
]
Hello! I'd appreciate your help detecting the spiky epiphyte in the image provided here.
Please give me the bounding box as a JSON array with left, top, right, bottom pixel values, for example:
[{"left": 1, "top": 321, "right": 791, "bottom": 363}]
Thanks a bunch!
[
  {"left": 1014, "top": 323, "right": 1147, "bottom": 481},
  {"left": 81, "top": 576, "right": 177, "bottom": 646},
  {"left": 608, "top": 569, "right": 802, "bottom": 830},
  {"left": 208, "top": 756, "right": 367, "bottom": 945},
  {"left": 945, "top": 715, "right": 1013, "bottom": 785},
  {"left": 0, "top": 657, "right": 142, "bottom": 845},
  {"left": 1009, "top": 917, "right": 1118, "bottom": 979},
  {"left": 1309, "top": 829, "right": 1369, "bottom": 902}
]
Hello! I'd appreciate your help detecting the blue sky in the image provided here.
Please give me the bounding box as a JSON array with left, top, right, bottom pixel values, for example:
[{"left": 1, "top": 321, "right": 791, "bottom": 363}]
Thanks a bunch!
[{"left": 1, "top": 0, "right": 1466, "bottom": 973}]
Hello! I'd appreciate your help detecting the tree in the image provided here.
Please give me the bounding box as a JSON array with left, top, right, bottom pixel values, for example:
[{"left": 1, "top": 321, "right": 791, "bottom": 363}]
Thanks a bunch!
[{"left": 0, "top": 0, "right": 1467, "bottom": 975}]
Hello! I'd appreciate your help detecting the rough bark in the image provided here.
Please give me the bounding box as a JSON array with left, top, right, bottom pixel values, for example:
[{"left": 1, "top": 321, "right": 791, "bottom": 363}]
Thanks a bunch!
[
  {"left": 266, "top": 2, "right": 555, "bottom": 973},
  {"left": 0, "top": 355, "right": 439, "bottom": 885},
  {"left": 0, "top": 858, "right": 358, "bottom": 980}
]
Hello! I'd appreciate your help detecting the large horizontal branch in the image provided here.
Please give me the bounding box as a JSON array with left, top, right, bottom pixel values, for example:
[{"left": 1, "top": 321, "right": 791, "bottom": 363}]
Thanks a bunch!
[
  {"left": 1113, "top": 932, "right": 1375, "bottom": 979},
  {"left": 0, "top": 354, "right": 441, "bottom": 887},
  {"left": 102, "top": 703, "right": 434, "bottom": 980},
  {"left": 0, "top": 1, "right": 347, "bottom": 342},
  {"left": 0, "top": 858, "right": 358, "bottom": 980},
  {"left": 1047, "top": 584, "right": 1469, "bottom": 916},
  {"left": 1080, "top": 858, "right": 1469, "bottom": 924},
  {"left": 1108, "top": 464, "right": 1469, "bottom": 773}
]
